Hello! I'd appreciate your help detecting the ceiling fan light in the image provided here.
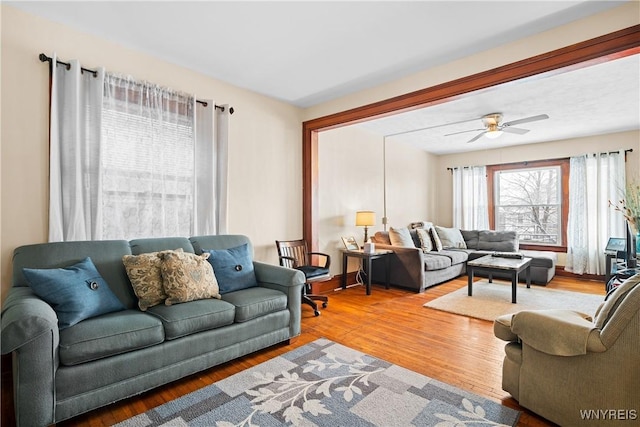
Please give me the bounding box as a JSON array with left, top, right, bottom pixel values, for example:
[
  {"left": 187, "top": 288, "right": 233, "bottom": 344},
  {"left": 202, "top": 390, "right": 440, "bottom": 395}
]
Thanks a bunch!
[{"left": 485, "top": 130, "right": 503, "bottom": 139}]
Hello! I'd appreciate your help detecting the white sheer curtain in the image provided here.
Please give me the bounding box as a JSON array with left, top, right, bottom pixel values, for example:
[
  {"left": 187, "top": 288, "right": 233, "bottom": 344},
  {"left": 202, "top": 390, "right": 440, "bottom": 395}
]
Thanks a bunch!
[
  {"left": 48, "top": 55, "right": 227, "bottom": 241},
  {"left": 565, "top": 151, "right": 626, "bottom": 275},
  {"left": 194, "top": 101, "right": 229, "bottom": 235},
  {"left": 214, "top": 105, "right": 230, "bottom": 234},
  {"left": 49, "top": 55, "right": 105, "bottom": 242},
  {"left": 452, "top": 166, "right": 489, "bottom": 230}
]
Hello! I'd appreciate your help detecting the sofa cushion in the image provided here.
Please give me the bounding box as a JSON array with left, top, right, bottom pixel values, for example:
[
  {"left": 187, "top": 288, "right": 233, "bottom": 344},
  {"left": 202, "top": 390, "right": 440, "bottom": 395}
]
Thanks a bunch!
[
  {"left": 435, "top": 226, "right": 467, "bottom": 249},
  {"left": 203, "top": 244, "right": 258, "bottom": 294},
  {"left": 296, "top": 265, "right": 329, "bottom": 279},
  {"left": 161, "top": 251, "right": 221, "bottom": 305},
  {"left": 389, "top": 227, "right": 415, "bottom": 247},
  {"left": 423, "top": 253, "right": 452, "bottom": 271},
  {"left": 221, "top": 287, "right": 288, "bottom": 323},
  {"left": 147, "top": 298, "right": 235, "bottom": 340},
  {"left": 477, "top": 230, "right": 518, "bottom": 252},
  {"left": 416, "top": 228, "right": 433, "bottom": 251},
  {"left": 122, "top": 249, "right": 184, "bottom": 311},
  {"left": 22, "top": 257, "right": 125, "bottom": 329},
  {"left": 438, "top": 249, "right": 469, "bottom": 265},
  {"left": 59, "top": 310, "right": 164, "bottom": 366},
  {"left": 460, "top": 230, "right": 479, "bottom": 249},
  {"left": 520, "top": 250, "right": 557, "bottom": 269}
]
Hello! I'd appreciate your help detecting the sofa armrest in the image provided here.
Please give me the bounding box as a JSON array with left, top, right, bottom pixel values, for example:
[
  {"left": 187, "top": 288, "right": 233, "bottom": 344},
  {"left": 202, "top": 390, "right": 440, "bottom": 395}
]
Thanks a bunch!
[
  {"left": 511, "top": 309, "right": 605, "bottom": 356},
  {"left": 1, "top": 286, "right": 60, "bottom": 426},
  {"left": 1, "top": 287, "right": 60, "bottom": 354},
  {"left": 371, "top": 243, "right": 425, "bottom": 292},
  {"left": 253, "top": 261, "right": 305, "bottom": 337}
]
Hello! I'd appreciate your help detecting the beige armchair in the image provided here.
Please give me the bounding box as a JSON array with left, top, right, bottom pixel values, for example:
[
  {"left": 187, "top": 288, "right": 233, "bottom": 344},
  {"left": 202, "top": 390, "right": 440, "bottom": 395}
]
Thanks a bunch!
[{"left": 494, "top": 274, "right": 640, "bottom": 426}]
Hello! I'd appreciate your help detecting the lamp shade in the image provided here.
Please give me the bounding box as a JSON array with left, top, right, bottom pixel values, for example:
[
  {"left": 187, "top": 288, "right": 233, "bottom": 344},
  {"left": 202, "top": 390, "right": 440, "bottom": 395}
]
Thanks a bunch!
[
  {"left": 485, "top": 130, "right": 503, "bottom": 139},
  {"left": 355, "top": 211, "right": 376, "bottom": 227}
]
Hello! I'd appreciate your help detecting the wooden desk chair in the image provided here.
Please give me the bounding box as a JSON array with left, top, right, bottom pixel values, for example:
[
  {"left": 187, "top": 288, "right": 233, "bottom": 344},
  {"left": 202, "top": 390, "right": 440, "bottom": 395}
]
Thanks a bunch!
[{"left": 275, "top": 239, "right": 330, "bottom": 316}]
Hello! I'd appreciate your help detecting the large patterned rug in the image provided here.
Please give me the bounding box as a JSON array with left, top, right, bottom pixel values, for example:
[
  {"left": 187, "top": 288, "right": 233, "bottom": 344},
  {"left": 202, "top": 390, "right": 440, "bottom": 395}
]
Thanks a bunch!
[
  {"left": 424, "top": 280, "right": 604, "bottom": 321},
  {"left": 115, "top": 338, "right": 520, "bottom": 427}
]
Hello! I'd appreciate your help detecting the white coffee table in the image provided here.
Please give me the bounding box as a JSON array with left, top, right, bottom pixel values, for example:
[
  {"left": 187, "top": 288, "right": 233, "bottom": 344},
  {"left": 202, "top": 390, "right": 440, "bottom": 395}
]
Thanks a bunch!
[{"left": 467, "top": 254, "right": 532, "bottom": 303}]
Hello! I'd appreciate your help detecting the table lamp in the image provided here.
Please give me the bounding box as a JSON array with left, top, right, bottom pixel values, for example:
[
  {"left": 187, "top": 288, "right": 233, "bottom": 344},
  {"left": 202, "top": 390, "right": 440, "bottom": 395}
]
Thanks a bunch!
[{"left": 355, "top": 211, "right": 376, "bottom": 244}]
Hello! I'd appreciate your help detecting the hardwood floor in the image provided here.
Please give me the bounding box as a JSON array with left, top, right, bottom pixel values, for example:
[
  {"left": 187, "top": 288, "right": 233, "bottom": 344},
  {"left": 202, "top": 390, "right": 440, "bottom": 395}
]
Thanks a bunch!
[{"left": 1, "top": 275, "right": 605, "bottom": 426}]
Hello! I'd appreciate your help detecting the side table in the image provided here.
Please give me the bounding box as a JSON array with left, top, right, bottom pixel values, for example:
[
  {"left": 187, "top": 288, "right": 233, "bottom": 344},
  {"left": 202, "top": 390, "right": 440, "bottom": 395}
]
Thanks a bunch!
[{"left": 341, "top": 249, "right": 392, "bottom": 295}]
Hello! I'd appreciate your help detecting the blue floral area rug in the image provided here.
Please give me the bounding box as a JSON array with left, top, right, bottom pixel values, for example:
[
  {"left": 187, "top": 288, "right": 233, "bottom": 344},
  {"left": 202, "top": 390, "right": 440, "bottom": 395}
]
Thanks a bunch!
[{"left": 115, "top": 338, "right": 520, "bottom": 426}]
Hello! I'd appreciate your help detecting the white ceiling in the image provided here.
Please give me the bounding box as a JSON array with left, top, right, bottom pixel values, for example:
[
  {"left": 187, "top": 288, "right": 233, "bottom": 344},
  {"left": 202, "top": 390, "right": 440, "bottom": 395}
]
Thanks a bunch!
[
  {"left": 8, "top": 0, "right": 630, "bottom": 107},
  {"left": 9, "top": 1, "right": 639, "bottom": 154},
  {"left": 355, "top": 53, "right": 640, "bottom": 154}
]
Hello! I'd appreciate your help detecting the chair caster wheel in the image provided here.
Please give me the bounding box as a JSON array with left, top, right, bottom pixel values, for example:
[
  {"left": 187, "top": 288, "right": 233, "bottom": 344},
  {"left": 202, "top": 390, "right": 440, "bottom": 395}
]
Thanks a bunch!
[
  {"left": 322, "top": 302, "right": 328, "bottom": 308},
  {"left": 314, "top": 310, "right": 321, "bottom": 316}
]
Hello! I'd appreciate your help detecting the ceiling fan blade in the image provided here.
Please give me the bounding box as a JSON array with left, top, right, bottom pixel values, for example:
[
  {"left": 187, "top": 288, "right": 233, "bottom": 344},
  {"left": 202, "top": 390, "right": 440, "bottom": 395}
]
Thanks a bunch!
[
  {"left": 502, "top": 127, "right": 529, "bottom": 135},
  {"left": 444, "top": 128, "right": 485, "bottom": 136},
  {"left": 502, "top": 114, "right": 549, "bottom": 127},
  {"left": 466, "top": 132, "right": 486, "bottom": 143}
]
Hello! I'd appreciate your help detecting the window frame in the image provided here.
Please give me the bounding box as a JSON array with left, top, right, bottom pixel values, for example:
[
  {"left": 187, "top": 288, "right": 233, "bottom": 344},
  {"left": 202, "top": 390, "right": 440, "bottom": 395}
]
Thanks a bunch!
[{"left": 486, "top": 158, "right": 570, "bottom": 252}]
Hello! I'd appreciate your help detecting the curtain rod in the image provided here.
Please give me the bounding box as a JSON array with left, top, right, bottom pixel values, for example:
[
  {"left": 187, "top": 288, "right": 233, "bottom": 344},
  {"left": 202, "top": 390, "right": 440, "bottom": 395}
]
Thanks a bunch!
[
  {"left": 39, "top": 53, "right": 234, "bottom": 114},
  {"left": 446, "top": 148, "right": 634, "bottom": 172}
]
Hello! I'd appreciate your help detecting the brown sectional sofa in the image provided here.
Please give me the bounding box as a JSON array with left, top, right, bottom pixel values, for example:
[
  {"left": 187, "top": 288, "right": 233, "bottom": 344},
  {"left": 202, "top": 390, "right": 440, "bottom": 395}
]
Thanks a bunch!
[{"left": 370, "top": 227, "right": 557, "bottom": 292}]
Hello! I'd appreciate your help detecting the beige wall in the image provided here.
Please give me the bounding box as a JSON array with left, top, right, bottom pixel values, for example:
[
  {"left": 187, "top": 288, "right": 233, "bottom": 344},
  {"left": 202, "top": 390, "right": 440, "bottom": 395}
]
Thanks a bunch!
[
  {"left": 0, "top": 5, "right": 302, "bottom": 300},
  {"left": 318, "top": 127, "right": 434, "bottom": 275},
  {"left": 318, "top": 126, "right": 384, "bottom": 275}
]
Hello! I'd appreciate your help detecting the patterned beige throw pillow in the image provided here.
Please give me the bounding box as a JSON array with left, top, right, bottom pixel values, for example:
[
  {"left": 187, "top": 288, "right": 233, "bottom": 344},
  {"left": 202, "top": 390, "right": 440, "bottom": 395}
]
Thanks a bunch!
[
  {"left": 160, "top": 251, "right": 221, "bottom": 305},
  {"left": 416, "top": 228, "right": 433, "bottom": 252},
  {"left": 123, "top": 248, "right": 184, "bottom": 311}
]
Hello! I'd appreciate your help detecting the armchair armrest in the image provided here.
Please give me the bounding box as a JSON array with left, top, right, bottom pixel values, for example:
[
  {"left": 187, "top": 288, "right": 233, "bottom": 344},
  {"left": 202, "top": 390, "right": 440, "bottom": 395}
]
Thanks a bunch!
[
  {"left": 308, "top": 251, "right": 331, "bottom": 269},
  {"left": 253, "top": 261, "right": 305, "bottom": 337},
  {"left": 510, "top": 309, "right": 605, "bottom": 356},
  {"left": 278, "top": 255, "right": 298, "bottom": 268}
]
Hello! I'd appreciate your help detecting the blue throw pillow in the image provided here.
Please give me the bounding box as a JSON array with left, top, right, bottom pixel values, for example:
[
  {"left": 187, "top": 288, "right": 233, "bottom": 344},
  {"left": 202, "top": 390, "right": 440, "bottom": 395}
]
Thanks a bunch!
[
  {"left": 22, "top": 257, "right": 125, "bottom": 329},
  {"left": 203, "top": 244, "right": 257, "bottom": 294}
]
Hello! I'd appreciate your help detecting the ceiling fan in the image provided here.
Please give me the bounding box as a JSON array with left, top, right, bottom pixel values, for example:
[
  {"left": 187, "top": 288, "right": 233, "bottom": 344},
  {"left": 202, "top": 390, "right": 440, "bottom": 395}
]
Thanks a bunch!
[{"left": 445, "top": 112, "right": 549, "bottom": 143}]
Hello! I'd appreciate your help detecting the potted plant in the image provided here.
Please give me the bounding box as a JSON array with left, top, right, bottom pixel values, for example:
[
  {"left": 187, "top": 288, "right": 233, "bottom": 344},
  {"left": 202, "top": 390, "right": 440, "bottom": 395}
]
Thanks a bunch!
[{"left": 610, "top": 180, "right": 640, "bottom": 268}]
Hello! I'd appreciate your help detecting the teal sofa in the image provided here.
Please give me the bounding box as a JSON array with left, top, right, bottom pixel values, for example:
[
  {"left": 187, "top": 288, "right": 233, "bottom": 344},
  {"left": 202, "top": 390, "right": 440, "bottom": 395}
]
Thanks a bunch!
[{"left": 1, "top": 235, "right": 304, "bottom": 426}]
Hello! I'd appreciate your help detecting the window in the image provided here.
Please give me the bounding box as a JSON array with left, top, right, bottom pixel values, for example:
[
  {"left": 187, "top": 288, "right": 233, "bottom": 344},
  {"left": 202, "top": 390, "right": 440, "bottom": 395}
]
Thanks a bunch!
[
  {"left": 487, "top": 159, "right": 569, "bottom": 250},
  {"left": 101, "top": 100, "right": 195, "bottom": 239},
  {"left": 48, "top": 62, "right": 224, "bottom": 243}
]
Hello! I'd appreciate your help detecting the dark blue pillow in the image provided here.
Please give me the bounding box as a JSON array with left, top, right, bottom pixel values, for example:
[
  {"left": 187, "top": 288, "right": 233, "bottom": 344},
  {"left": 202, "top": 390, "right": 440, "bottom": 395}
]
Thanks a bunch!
[
  {"left": 22, "top": 257, "right": 125, "bottom": 329},
  {"left": 203, "top": 244, "right": 257, "bottom": 294}
]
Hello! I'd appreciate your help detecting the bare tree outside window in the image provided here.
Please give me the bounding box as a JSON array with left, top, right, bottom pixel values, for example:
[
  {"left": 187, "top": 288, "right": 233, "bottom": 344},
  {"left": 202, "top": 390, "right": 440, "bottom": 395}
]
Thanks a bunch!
[{"left": 495, "top": 166, "right": 561, "bottom": 245}]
